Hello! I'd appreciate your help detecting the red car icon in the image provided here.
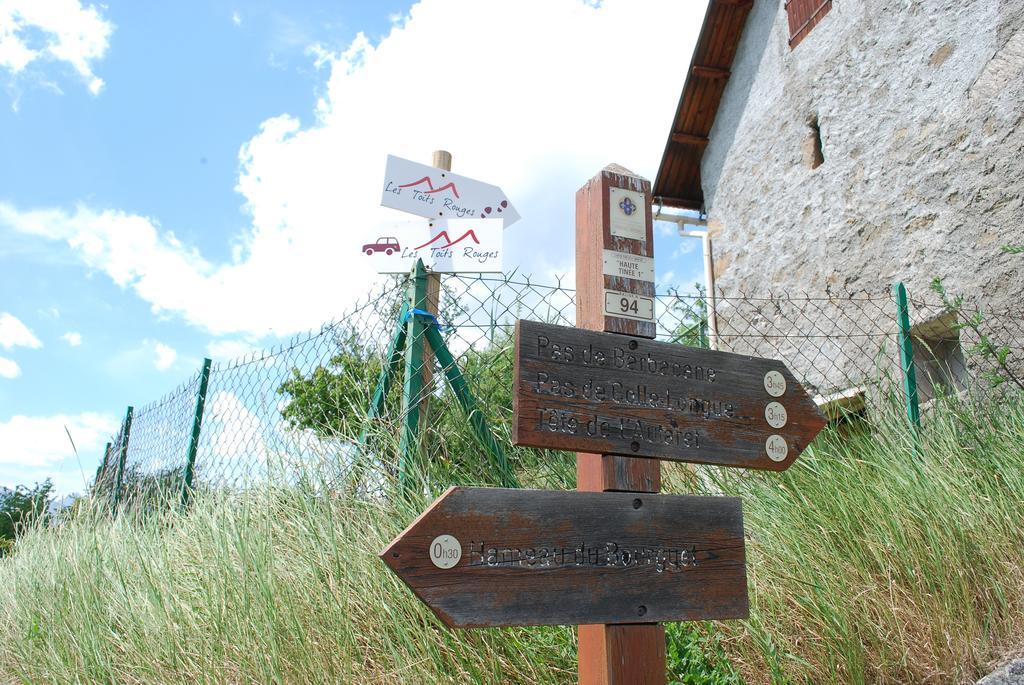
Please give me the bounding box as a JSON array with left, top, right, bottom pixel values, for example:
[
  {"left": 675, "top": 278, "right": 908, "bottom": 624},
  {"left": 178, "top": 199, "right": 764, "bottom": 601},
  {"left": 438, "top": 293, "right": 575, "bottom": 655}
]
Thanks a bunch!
[{"left": 362, "top": 237, "right": 401, "bottom": 256}]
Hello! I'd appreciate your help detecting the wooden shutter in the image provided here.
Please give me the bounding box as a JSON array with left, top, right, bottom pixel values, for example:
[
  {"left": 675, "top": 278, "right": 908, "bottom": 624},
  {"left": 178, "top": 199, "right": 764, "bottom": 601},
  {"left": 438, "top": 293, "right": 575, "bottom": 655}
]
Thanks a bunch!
[{"left": 785, "top": 0, "right": 832, "bottom": 49}]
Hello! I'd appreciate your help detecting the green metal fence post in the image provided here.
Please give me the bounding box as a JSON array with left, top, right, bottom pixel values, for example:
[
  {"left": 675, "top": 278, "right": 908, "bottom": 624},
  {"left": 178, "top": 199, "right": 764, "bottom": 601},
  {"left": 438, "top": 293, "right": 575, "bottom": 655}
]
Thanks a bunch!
[
  {"left": 398, "top": 259, "right": 430, "bottom": 494},
  {"left": 180, "top": 358, "right": 212, "bottom": 509},
  {"left": 112, "top": 405, "right": 134, "bottom": 511},
  {"left": 96, "top": 441, "right": 111, "bottom": 485},
  {"left": 894, "top": 282, "right": 922, "bottom": 437},
  {"left": 423, "top": 323, "right": 520, "bottom": 489}
]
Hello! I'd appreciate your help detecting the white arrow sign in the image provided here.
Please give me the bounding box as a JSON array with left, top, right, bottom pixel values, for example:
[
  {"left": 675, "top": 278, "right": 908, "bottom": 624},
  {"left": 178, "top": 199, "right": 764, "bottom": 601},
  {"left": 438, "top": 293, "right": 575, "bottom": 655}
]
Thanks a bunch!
[
  {"left": 380, "top": 155, "right": 520, "bottom": 227},
  {"left": 363, "top": 218, "right": 504, "bottom": 274}
]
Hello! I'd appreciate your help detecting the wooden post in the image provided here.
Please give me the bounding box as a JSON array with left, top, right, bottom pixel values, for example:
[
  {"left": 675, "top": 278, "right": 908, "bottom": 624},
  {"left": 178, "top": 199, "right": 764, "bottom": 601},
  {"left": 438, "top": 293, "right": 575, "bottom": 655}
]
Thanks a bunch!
[
  {"left": 576, "top": 165, "right": 665, "bottom": 684},
  {"left": 397, "top": 149, "right": 448, "bottom": 491},
  {"left": 423, "top": 150, "right": 448, "bottom": 389}
]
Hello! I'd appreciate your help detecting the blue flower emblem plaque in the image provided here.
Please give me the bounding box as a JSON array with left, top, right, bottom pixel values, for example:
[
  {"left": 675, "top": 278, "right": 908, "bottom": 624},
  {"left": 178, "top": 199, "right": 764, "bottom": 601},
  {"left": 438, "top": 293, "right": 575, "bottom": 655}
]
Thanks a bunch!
[{"left": 608, "top": 187, "right": 645, "bottom": 239}]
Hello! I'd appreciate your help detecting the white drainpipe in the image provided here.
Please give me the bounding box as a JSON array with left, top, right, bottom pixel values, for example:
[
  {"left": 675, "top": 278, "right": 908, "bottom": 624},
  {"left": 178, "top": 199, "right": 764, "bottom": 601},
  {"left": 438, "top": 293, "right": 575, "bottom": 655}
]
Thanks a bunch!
[{"left": 653, "top": 208, "right": 719, "bottom": 351}]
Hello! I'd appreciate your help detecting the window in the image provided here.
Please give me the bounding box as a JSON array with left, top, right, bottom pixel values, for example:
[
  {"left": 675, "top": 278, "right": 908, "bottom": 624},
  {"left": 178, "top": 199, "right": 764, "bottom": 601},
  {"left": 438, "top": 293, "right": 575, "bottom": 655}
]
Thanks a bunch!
[
  {"left": 803, "top": 114, "right": 824, "bottom": 169},
  {"left": 815, "top": 386, "right": 867, "bottom": 425},
  {"left": 785, "top": 0, "right": 832, "bottom": 49},
  {"left": 911, "top": 313, "right": 968, "bottom": 402}
]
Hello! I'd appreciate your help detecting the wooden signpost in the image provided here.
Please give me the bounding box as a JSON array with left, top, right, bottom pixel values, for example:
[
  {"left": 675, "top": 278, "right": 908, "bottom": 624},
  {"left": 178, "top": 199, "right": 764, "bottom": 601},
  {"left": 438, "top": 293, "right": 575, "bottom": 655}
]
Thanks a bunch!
[
  {"left": 380, "top": 487, "right": 747, "bottom": 628},
  {"left": 575, "top": 165, "right": 666, "bottom": 685},
  {"left": 359, "top": 150, "right": 518, "bottom": 494},
  {"left": 380, "top": 165, "right": 826, "bottom": 684},
  {"left": 513, "top": 319, "right": 826, "bottom": 470}
]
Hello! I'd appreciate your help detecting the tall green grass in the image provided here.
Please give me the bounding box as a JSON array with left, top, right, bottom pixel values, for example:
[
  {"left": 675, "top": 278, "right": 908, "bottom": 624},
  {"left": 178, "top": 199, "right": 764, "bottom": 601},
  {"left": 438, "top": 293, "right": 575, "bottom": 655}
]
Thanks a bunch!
[
  {"left": 1, "top": 392, "right": 1022, "bottom": 683},
  {"left": 0, "top": 484, "right": 574, "bottom": 684},
  {"left": 692, "top": 393, "right": 1024, "bottom": 684}
]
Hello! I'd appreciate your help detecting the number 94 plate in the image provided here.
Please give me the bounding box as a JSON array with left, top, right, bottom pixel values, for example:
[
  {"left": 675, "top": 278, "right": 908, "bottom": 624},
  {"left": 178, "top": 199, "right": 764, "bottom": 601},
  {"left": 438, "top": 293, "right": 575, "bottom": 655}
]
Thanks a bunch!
[{"left": 603, "top": 289, "right": 654, "bottom": 322}]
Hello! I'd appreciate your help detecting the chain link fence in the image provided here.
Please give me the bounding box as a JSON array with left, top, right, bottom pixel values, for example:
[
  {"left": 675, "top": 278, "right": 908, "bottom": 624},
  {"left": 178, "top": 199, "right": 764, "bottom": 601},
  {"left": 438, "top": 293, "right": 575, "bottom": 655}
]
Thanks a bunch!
[{"left": 94, "top": 273, "right": 1024, "bottom": 509}]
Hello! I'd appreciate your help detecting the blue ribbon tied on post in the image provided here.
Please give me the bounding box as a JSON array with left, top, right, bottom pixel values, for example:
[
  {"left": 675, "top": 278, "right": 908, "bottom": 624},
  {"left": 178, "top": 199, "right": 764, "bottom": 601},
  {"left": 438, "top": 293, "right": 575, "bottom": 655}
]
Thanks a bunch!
[{"left": 402, "top": 307, "right": 451, "bottom": 332}]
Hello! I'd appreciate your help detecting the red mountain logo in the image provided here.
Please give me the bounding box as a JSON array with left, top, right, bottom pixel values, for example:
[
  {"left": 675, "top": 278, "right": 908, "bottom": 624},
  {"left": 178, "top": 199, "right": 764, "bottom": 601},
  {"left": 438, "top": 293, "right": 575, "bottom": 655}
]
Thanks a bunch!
[
  {"left": 398, "top": 176, "right": 461, "bottom": 198},
  {"left": 414, "top": 229, "right": 481, "bottom": 250}
]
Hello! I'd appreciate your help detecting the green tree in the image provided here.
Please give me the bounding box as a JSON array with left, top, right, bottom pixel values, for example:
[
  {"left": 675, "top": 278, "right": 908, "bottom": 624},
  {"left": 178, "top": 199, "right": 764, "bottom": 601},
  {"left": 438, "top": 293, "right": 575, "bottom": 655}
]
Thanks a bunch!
[
  {"left": 278, "top": 325, "right": 389, "bottom": 438},
  {"left": 668, "top": 283, "right": 709, "bottom": 348},
  {"left": 276, "top": 317, "right": 542, "bottom": 491},
  {"left": 0, "top": 479, "right": 53, "bottom": 556}
]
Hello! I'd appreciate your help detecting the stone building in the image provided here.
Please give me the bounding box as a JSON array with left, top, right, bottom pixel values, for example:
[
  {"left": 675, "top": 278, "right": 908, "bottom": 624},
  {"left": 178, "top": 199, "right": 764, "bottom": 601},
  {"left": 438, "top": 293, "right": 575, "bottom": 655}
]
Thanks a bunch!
[{"left": 652, "top": 0, "right": 1024, "bottom": 403}]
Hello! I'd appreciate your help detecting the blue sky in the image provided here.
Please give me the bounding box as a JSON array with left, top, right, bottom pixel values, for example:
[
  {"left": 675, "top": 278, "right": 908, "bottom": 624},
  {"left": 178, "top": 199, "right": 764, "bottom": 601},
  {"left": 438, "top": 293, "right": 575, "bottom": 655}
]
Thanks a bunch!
[{"left": 0, "top": 0, "right": 707, "bottom": 494}]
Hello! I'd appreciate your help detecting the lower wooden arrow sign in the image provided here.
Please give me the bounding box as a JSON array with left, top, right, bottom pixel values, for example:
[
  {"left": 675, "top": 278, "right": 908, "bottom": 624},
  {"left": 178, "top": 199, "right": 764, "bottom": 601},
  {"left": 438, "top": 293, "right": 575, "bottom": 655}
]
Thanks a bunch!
[{"left": 380, "top": 487, "right": 748, "bottom": 628}]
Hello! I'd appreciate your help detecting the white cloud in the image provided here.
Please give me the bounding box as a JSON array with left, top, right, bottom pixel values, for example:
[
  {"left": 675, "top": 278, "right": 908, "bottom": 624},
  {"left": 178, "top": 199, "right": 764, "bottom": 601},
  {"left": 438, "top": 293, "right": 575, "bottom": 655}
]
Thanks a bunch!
[
  {"left": 105, "top": 338, "right": 186, "bottom": 377},
  {"left": 0, "top": 0, "right": 704, "bottom": 336},
  {"left": 0, "top": 312, "right": 41, "bottom": 349},
  {"left": 207, "top": 338, "right": 260, "bottom": 361},
  {"left": 62, "top": 331, "right": 82, "bottom": 346},
  {"left": 153, "top": 341, "right": 177, "bottom": 370},
  {"left": 0, "top": 0, "right": 113, "bottom": 96},
  {"left": 673, "top": 236, "right": 700, "bottom": 259},
  {"left": 305, "top": 42, "right": 335, "bottom": 70},
  {"left": 655, "top": 219, "right": 679, "bottom": 238},
  {"left": 206, "top": 391, "right": 264, "bottom": 456},
  {"left": 231, "top": 10, "right": 242, "bottom": 26},
  {"left": 669, "top": 269, "right": 708, "bottom": 296},
  {"left": 0, "top": 411, "right": 118, "bottom": 468},
  {"left": 0, "top": 356, "right": 19, "bottom": 379},
  {"left": 1, "top": 464, "right": 86, "bottom": 495}
]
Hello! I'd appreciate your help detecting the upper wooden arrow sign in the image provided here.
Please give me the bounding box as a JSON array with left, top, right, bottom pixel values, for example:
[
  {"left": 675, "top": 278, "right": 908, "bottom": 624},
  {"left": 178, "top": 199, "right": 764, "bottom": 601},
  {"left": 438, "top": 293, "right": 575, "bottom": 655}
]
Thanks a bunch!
[
  {"left": 380, "top": 487, "right": 748, "bottom": 628},
  {"left": 513, "top": 320, "right": 827, "bottom": 471}
]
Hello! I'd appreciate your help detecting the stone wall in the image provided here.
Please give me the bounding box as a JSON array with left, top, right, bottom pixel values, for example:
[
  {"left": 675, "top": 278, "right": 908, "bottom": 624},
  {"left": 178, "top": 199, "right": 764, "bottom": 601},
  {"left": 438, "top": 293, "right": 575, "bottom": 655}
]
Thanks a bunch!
[{"left": 702, "top": 0, "right": 1024, "bottom": 393}]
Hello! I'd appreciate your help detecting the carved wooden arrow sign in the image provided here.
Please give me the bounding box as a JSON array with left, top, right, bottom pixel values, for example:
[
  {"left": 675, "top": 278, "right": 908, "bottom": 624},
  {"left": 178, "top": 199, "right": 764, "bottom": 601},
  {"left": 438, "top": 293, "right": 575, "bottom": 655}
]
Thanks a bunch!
[
  {"left": 513, "top": 320, "right": 827, "bottom": 471},
  {"left": 380, "top": 487, "right": 748, "bottom": 628}
]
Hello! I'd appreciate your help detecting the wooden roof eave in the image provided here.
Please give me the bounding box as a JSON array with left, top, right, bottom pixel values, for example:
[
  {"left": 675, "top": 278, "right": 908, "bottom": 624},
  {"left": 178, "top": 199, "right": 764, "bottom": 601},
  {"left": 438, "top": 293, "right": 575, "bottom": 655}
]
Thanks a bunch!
[{"left": 652, "top": 0, "right": 754, "bottom": 213}]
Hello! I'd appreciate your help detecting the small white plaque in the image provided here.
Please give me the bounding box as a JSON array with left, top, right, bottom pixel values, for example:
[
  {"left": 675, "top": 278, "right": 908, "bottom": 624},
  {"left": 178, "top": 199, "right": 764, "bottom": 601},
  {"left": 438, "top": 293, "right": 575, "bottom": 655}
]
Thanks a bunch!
[
  {"left": 608, "top": 187, "right": 646, "bottom": 240},
  {"left": 764, "top": 370, "right": 786, "bottom": 397},
  {"left": 429, "top": 535, "right": 462, "bottom": 569},
  {"left": 765, "top": 435, "right": 789, "bottom": 462},
  {"left": 604, "top": 289, "right": 655, "bottom": 322},
  {"left": 602, "top": 249, "right": 655, "bottom": 282},
  {"left": 765, "top": 402, "right": 788, "bottom": 429}
]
